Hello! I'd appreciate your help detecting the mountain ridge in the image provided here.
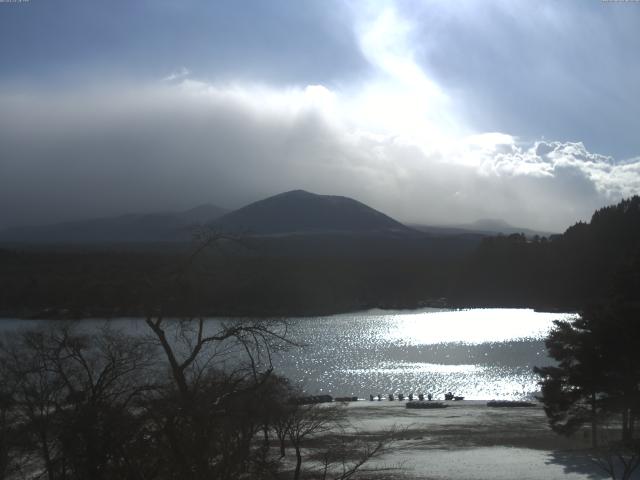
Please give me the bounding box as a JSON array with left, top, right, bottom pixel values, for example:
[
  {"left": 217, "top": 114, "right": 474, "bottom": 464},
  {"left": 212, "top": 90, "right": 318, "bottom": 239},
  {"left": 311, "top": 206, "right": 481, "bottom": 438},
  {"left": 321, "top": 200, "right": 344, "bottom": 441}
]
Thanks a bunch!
[
  {"left": 0, "top": 204, "right": 228, "bottom": 243},
  {"left": 0, "top": 189, "right": 555, "bottom": 244},
  {"left": 409, "top": 219, "right": 555, "bottom": 238},
  {"left": 210, "top": 189, "right": 418, "bottom": 236}
]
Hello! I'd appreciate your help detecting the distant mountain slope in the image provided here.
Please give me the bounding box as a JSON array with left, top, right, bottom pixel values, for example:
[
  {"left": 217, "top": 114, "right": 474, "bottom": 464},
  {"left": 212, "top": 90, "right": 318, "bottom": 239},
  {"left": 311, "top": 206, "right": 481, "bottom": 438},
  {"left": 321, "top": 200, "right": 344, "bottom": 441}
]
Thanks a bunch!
[
  {"left": 465, "top": 218, "right": 556, "bottom": 237},
  {"left": 410, "top": 218, "right": 555, "bottom": 238},
  {"left": 0, "top": 204, "right": 228, "bottom": 243},
  {"left": 211, "top": 190, "right": 416, "bottom": 236}
]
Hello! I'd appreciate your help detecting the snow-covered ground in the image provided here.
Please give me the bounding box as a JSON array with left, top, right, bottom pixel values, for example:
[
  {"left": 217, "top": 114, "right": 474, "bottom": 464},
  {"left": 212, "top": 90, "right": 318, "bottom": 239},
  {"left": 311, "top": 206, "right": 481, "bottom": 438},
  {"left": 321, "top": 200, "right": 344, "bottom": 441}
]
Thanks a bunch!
[{"left": 317, "top": 400, "right": 628, "bottom": 480}]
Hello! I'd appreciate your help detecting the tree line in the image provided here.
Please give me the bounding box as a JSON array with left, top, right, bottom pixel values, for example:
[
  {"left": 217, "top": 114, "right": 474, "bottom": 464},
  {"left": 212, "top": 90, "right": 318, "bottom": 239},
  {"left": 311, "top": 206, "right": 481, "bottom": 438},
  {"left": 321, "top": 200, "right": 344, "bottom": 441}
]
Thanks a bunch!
[{"left": 457, "top": 196, "right": 640, "bottom": 309}]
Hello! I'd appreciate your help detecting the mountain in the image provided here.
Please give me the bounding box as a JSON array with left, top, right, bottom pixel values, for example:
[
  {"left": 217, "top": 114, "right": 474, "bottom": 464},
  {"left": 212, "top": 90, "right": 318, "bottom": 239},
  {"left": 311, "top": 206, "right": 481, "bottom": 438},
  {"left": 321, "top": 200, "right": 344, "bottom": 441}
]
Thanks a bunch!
[
  {"left": 468, "top": 218, "right": 518, "bottom": 232},
  {"left": 410, "top": 218, "right": 555, "bottom": 238},
  {"left": 211, "top": 190, "right": 417, "bottom": 236},
  {"left": 466, "top": 218, "right": 555, "bottom": 237},
  {"left": 0, "top": 204, "right": 228, "bottom": 244}
]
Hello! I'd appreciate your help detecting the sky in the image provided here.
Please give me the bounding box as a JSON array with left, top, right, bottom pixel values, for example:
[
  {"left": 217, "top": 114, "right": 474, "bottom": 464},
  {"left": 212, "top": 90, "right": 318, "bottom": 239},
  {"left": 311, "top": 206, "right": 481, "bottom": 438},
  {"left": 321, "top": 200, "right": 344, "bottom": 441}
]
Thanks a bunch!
[{"left": 0, "top": 0, "right": 639, "bottom": 232}]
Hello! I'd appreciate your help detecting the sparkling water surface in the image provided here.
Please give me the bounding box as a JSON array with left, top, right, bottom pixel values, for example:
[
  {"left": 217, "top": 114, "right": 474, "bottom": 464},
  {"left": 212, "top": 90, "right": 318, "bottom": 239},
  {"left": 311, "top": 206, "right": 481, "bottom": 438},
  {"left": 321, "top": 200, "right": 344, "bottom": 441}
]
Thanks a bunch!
[
  {"left": 0, "top": 308, "right": 576, "bottom": 400},
  {"left": 272, "top": 308, "right": 576, "bottom": 400}
]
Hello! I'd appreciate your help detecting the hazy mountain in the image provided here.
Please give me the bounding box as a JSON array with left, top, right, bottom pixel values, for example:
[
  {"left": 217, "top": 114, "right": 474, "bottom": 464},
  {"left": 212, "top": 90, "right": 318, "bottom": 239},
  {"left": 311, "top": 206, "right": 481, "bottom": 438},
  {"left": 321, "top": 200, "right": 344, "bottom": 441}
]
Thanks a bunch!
[
  {"left": 211, "top": 190, "right": 417, "bottom": 236},
  {"left": 0, "top": 204, "right": 228, "bottom": 244},
  {"left": 410, "top": 218, "right": 555, "bottom": 238}
]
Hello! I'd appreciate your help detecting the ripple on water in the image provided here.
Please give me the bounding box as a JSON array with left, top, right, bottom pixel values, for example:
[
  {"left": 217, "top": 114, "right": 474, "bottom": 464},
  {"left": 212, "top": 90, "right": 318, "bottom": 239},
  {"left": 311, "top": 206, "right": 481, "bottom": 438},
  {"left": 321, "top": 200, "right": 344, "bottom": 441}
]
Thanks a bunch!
[
  {"left": 273, "top": 308, "right": 576, "bottom": 400},
  {"left": 0, "top": 308, "right": 575, "bottom": 400}
]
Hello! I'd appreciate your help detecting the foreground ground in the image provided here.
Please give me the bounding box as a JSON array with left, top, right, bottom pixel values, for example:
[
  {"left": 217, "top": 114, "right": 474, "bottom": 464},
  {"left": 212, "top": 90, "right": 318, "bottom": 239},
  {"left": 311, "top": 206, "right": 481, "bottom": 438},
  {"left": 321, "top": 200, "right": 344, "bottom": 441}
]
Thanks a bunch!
[{"left": 297, "top": 400, "right": 634, "bottom": 480}]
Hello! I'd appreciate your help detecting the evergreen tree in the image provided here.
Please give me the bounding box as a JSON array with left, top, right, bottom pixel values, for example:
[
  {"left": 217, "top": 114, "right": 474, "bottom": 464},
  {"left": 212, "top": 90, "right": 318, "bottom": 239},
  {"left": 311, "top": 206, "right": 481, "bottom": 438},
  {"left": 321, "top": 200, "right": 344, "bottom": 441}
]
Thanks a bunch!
[
  {"left": 534, "top": 314, "right": 607, "bottom": 447},
  {"left": 535, "top": 302, "right": 640, "bottom": 448}
]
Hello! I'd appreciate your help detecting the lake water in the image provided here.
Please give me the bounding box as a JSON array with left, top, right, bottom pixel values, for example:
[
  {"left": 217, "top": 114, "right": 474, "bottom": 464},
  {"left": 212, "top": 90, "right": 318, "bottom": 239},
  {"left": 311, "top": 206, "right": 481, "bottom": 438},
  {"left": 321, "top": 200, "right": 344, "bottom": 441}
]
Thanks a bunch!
[
  {"left": 272, "top": 308, "right": 576, "bottom": 400},
  {"left": 0, "top": 308, "right": 576, "bottom": 401}
]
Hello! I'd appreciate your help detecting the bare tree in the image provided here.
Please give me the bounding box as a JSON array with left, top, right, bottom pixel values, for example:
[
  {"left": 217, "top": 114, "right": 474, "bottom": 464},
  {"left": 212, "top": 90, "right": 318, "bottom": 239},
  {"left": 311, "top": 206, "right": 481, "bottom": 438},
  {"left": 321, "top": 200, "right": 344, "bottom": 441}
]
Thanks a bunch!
[
  {"left": 281, "top": 401, "right": 401, "bottom": 480},
  {"left": 591, "top": 420, "right": 640, "bottom": 480},
  {"left": 143, "top": 314, "right": 294, "bottom": 480},
  {"left": 592, "top": 443, "right": 640, "bottom": 480},
  {"left": 0, "top": 323, "right": 157, "bottom": 480},
  {"left": 1, "top": 328, "right": 69, "bottom": 480},
  {"left": 284, "top": 403, "right": 346, "bottom": 480},
  {"left": 0, "top": 369, "right": 24, "bottom": 480},
  {"left": 316, "top": 429, "right": 400, "bottom": 480}
]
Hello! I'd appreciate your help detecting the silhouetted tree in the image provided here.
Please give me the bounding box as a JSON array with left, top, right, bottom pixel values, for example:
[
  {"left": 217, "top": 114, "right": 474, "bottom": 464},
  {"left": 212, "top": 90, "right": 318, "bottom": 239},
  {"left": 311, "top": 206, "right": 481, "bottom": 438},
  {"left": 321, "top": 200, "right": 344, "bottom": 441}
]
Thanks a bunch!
[
  {"left": 0, "top": 383, "right": 20, "bottom": 480},
  {"left": 0, "top": 323, "right": 157, "bottom": 480},
  {"left": 534, "top": 315, "right": 607, "bottom": 447},
  {"left": 536, "top": 300, "right": 640, "bottom": 478},
  {"left": 143, "top": 314, "right": 294, "bottom": 480},
  {"left": 284, "top": 402, "right": 344, "bottom": 480}
]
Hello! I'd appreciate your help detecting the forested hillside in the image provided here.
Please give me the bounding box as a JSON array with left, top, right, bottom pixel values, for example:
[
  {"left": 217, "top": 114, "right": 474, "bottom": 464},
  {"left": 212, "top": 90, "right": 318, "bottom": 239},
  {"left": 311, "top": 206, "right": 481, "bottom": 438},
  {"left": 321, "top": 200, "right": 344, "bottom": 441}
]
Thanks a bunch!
[{"left": 455, "top": 196, "right": 640, "bottom": 309}]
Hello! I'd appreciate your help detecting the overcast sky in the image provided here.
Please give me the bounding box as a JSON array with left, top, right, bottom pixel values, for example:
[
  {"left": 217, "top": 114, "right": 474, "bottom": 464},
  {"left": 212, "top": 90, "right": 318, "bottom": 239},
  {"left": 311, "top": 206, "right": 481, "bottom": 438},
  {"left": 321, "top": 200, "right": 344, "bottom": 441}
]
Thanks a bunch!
[{"left": 1, "top": 0, "right": 639, "bottom": 231}]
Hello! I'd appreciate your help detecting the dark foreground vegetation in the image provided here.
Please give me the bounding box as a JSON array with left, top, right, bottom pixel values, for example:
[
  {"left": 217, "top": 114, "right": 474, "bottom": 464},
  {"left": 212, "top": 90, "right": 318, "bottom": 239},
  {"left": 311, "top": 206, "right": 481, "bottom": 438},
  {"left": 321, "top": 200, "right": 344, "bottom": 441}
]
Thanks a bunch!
[
  {"left": 0, "top": 318, "right": 394, "bottom": 480},
  {"left": 1, "top": 196, "right": 639, "bottom": 318},
  {"left": 534, "top": 248, "right": 640, "bottom": 479}
]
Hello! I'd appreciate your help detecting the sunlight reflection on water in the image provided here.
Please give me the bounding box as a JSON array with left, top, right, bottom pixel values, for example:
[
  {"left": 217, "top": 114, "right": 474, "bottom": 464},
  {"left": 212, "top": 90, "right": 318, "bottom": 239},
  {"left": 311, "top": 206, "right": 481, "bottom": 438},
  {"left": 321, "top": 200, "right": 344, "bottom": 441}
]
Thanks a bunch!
[
  {"left": 381, "top": 308, "right": 568, "bottom": 345},
  {"left": 274, "top": 308, "right": 577, "bottom": 400},
  {"left": 0, "top": 308, "right": 577, "bottom": 401}
]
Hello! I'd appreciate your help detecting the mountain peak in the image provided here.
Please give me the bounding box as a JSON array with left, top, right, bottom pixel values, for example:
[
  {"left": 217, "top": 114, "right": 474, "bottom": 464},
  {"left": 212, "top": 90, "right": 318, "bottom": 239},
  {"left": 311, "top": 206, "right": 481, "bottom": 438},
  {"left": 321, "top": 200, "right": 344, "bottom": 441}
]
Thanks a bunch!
[
  {"left": 213, "top": 190, "right": 414, "bottom": 236},
  {"left": 277, "top": 189, "right": 315, "bottom": 196},
  {"left": 470, "top": 218, "right": 514, "bottom": 230}
]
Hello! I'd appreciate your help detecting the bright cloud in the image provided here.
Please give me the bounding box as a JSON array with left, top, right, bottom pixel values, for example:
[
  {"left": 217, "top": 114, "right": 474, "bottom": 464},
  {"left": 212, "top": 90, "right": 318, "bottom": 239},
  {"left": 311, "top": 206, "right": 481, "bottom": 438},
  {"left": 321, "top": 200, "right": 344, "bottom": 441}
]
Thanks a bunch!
[{"left": 348, "top": 5, "right": 463, "bottom": 149}]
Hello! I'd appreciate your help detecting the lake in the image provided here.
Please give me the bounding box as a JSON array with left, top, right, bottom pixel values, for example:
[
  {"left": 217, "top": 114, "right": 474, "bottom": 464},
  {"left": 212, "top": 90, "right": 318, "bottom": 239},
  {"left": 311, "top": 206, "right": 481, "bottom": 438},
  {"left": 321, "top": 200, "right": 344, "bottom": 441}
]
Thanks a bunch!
[
  {"left": 272, "top": 308, "right": 576, "bottom": 400},
  {"left": 0, "top": 308, "right": 576, "bottom": 400}
]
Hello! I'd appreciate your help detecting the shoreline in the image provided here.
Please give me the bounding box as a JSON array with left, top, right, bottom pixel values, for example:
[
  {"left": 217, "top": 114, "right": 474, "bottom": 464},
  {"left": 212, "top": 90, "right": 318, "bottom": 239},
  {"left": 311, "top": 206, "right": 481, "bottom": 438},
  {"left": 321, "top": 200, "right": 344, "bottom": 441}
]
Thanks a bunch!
[{"left": 0, "top": 303, "right": 577, "bottom": 321}]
